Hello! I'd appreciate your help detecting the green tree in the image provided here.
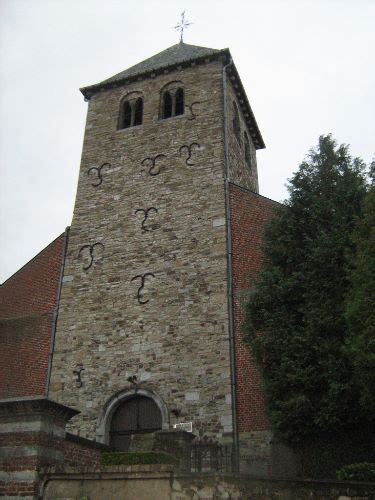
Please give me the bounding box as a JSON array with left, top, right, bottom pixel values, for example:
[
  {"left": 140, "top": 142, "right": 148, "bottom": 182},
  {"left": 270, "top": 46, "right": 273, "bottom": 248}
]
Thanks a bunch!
[
  {"left": 344, "top": 162, "right": 375, "bottom": 414},
  {"left": 244, "top": 135, "right": 369, "bottom": 444}
]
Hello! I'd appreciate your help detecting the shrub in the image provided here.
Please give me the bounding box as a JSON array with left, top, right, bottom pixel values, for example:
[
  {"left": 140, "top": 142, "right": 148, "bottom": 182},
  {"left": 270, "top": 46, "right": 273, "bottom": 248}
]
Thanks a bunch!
[{"left": 336, "top": 462, "right": 375, "bottom": 481}]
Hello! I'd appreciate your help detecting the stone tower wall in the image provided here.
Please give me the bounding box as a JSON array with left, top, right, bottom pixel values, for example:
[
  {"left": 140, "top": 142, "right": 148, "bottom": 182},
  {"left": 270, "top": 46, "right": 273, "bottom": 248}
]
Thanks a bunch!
[
  {"left": 49, "top": 61, "right": 234, "bottom": 441},
  {"left": 226, "top": 76, "right": 259, "bottom": 192}
]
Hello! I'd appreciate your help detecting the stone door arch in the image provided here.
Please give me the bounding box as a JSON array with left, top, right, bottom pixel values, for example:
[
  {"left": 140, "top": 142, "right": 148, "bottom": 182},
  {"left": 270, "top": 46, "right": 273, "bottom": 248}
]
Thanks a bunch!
[
  {"left": 109, "top": 395, "right": 162, "bottom": 451},
  {"left": 96, "top": 388, "right": 169, "bottom": 447}
]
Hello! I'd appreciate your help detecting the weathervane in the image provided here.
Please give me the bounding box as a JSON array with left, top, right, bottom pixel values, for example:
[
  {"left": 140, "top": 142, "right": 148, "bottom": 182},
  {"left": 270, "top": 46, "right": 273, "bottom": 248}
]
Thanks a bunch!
[{"left": 173, "top": 11, "right": 192, "bottom": 43}]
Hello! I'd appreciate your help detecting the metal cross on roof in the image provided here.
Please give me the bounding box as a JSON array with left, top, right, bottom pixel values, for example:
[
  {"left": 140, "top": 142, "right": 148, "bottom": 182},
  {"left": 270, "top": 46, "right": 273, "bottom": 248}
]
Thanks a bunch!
[{"left": 173, "top": 11, "right": 193, "bottom": 43}]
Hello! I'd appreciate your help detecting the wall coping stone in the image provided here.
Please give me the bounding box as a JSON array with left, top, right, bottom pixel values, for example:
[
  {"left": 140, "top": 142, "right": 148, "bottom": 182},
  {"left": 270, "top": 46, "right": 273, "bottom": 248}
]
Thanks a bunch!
[
  {"left": 0, "top": 398, "right": 79, "bottom": 422},
  {"left": 39, "top": 468, "right": 375, "bottom": 497},
  {"left": 41, "top": 463, "right": 175, "bottom": 476},
  {"left": 65, "top": 432, "right": 110, "bottom": 451}
]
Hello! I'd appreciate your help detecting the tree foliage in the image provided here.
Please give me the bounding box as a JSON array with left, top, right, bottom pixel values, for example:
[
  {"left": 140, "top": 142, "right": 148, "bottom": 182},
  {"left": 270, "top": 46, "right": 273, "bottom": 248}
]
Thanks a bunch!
[
  {"left": 244, "top": 135, "right": 371, "bottom": 444},
  {"left": 344, "top": 163, "right": 375, "bottom": 414}
]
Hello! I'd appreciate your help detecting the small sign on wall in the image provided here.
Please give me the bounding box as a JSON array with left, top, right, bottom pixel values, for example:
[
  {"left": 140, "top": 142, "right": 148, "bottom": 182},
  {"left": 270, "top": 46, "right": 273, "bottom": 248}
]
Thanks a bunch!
[{"left": 173, "top": 422, "right": 193, "bottom": 433}]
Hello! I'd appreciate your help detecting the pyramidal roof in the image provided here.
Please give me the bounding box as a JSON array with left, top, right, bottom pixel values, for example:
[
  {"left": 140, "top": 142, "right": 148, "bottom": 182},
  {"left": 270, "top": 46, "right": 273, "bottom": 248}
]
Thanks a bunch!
[
  {"left": 101, "top": 43, "right": 223, "bottom": 85},
  {"left": 80, "top": 42, "right": 227, "bottom": 97}
]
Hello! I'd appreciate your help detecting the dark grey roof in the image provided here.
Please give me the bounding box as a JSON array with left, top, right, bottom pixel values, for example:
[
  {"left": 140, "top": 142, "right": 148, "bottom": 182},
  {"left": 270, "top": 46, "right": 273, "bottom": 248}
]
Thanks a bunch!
[
  {"left": 98, "top": 43, "right": 222, "bottom": 86},
  {"left": 80, "top": 43, "right": 227, "bottom": 99}
]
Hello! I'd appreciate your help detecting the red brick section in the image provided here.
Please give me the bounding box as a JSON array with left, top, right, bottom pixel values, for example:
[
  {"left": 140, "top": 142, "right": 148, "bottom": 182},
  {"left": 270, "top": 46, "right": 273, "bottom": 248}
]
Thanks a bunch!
[
  {"left": 0, "top": 431, "right": 102, "bottom": 497},
  {"left": 0, "top": 233, "right": 66, "bottom": 399},
  {"left": 0, "top": 480, "right": 39, "bottom": 498},
  {"left": 229, "top": 183, "right": 279, "bottom": 433},
  {"left": 63, "top": 434, "right": 104, "bottom": 467},
  {"left": 0, "top": 431, "right": 102, "bottom": 468},
  {"left": 0, "top": 233, "right": 65, "bottom": 318},
  {"left": 0, "top": 315, "right": 54, "bottom": 399}
]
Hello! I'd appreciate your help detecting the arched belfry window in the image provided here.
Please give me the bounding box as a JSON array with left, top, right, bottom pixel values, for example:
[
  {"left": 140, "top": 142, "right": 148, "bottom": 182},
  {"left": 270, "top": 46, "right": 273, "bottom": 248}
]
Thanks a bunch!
[
  {"left": 118, "top": 93, "right": 143, "bottom": 129},
  {"left": 244, "top": 131, "right": 251, "bottom": 167},
  {"left": 160, "top": 82, "right": 185, "bottom": 119},
  {"left": 233, "top": 102, "right": 241, "bottom": 145}
]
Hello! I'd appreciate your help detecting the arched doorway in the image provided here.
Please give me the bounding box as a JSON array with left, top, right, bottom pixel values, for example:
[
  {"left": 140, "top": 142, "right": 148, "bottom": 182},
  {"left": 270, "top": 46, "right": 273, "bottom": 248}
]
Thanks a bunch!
[{"left": 109, "top": 395, "right": 162, "bottom": 451}]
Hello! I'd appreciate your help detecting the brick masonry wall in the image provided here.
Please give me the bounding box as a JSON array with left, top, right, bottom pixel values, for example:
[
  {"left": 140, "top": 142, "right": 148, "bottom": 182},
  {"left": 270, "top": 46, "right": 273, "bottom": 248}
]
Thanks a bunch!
[
  {"left": 0, "top": 234, "right": 66, "bottom": 399},
  {"left": 229, "top": 183, "right": 279, "bottom": 433},
  {"left": 0, "top": 431, "right": 100, "bottom": 467},
  {"left": 0, "top": 480, "right": 38, "bottom": 498},
  {"left": 49, "top": 60, "right": 233, "bottom": 441},
  {"left": 0, "top": 431, "right": 101, "bottom": 497},
  {"left": 0, "top": 233, "right": 65, "bottom": 318},
  {"left": 63, "top": 434, "right": 103, "bottom": 467},
  {"left": 0, "top": 314, "right": 53, "bottom": 398}
]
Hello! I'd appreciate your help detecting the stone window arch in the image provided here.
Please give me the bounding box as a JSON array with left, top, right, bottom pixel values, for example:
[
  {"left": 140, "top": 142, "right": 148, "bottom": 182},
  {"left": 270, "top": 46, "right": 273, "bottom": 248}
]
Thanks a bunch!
[
  {"left": 233, "top": 101, "right": 241, "bottom": 145},
  {"left": 118, "top": 92, "right": 143, "bottom": 129},
  {"left": 160, "top": 81, "right": 185, "bottom": 119},
  {"left": 96, "top": 387, "right": 169, "bottom": 447}
]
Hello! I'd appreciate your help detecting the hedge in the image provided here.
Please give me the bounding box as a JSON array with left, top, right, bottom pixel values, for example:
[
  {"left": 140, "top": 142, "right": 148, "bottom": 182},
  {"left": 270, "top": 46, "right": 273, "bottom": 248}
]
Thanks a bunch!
[{"left": 101, "top": 451, "right": 177, "bottom": 466}]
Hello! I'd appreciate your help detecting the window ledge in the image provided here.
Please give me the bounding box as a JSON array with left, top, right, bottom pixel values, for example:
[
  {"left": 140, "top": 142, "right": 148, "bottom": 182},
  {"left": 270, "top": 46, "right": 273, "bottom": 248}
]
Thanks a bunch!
[
  {"left": 116, "top": 124, "right": 143, "bottom": 133},
  {"left": 158, "top": 113, "right": 186, "bottom": 123}
]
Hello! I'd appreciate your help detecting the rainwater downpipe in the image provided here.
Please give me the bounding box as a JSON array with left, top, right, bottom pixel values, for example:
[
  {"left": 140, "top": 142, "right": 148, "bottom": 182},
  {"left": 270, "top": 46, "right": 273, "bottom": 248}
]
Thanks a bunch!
[
  {"left": 46, "top": 226, "right": 70, "bottom": 396},
  {"left": 222, "top": 58, "right": 239, "bottom": 472}
]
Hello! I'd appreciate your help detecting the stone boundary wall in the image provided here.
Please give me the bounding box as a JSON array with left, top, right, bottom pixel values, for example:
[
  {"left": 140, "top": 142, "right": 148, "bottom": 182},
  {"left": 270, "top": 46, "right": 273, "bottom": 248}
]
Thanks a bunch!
[{"left": 42, "top": 465, "right": 375, "bottom": 499}]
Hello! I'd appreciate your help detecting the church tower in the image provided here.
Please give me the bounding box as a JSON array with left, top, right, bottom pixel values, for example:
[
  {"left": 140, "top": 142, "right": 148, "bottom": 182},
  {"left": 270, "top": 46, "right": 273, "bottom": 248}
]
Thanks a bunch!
[{"left": 49, "top": 42, "right": 272, "bottom": 472}]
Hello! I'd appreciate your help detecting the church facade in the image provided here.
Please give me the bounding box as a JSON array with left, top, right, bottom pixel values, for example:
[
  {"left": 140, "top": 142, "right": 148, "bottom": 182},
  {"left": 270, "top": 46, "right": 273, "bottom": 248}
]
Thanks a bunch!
[{"left": 1, "top": 43, "right": 278, "bottom": 473}]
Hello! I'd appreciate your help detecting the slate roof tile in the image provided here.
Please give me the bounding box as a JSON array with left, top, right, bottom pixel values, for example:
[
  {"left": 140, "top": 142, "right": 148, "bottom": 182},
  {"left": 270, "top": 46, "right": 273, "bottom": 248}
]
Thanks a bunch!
[{"left": 98, "top": 42, "right": 222, "bottom": 86}]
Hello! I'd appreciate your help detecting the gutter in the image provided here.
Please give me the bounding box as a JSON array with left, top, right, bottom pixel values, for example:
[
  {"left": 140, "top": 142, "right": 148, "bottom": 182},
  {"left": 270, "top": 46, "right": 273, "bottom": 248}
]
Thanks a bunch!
[
  {"left": 46, "top": 226, "right": 70, "bottom": 396},
  {"left": 222, "top": 59, "right": 240, "bottom": 472}
]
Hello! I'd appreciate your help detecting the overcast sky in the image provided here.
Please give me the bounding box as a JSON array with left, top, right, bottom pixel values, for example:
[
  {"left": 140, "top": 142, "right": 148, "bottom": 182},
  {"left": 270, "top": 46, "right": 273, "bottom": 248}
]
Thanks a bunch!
[{"left": 0, "top": 0, "right": 374, "bottom": 283}]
